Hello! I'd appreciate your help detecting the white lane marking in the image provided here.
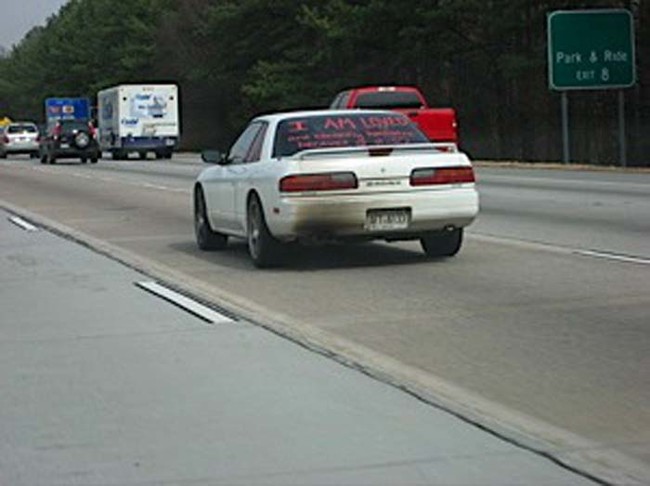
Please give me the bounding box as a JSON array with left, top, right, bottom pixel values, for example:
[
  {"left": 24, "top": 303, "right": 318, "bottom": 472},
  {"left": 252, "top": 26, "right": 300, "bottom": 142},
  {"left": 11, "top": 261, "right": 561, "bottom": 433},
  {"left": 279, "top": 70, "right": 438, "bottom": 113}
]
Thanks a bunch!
[
  {"left": 136, "top": 281, "right": 235, "bottom": 324},
  {"left": 32, "top": 166, "right": 189, "bottom": 193},
  {"left": 140, "top": 182, "right": 187, "bottom": 193},
  {"left": 8, "top": 216, "right": 38, "bottom": 232},
  {"left": 470, "top": 234, "right": 650, "bottom": 267},
  {"left": 478, "top": 174, "right": 650, "bottom": 190},
  {"left": 575, "top": 250, "right": 650, "bottom": 266}
]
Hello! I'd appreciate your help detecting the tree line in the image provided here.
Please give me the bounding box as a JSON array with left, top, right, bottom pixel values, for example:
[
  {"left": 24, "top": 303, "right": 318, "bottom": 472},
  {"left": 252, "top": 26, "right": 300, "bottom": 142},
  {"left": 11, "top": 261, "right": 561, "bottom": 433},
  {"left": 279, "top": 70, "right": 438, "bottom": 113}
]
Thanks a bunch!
[{"left": 0, "top": 0, "right": 647, "bottom": 166}]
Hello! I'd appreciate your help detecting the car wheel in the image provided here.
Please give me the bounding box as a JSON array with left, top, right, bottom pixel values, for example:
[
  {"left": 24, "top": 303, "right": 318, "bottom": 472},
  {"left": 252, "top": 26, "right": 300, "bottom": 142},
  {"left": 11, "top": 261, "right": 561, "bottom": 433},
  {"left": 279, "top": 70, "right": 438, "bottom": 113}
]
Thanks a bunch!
[
  {"left": 138, "top": 152, "right": 147, "bottom": 160},
  {"left": 30, "top": 152, "right": 38, "bottom": 159},
  {"left": 40, "top": 153, "right": 47, "bottom": 164},
  {"left": 194, "top": 187, "right": 228, "bottom": 251},
  {"left": 0, "top": 152, "right": 6, "bottom": 159},
  {"left": 420, "top": 228, "right": 463, "bottom": 258},
  {"left": 247, "top": 194, "right": 281, "bottom": 268},
  {"left": 90, "top": 157, "right": 98, "bottom": 164},
  {"left": 80, "top": 157, "right": 88, "bottom": 164},
  {"left": 48, "top": 154, "right": 57, "bottom": 164}
]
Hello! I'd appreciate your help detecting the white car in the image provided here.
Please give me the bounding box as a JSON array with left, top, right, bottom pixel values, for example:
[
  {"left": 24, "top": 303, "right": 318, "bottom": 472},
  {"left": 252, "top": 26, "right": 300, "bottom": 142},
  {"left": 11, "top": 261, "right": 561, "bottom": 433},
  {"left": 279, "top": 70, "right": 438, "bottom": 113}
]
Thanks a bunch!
[
  {"left": 0, "top": 122, "right": 40, "bottom": 158},
  {"left": 194, "top": 110, "right": 479, "bottom": 267}
]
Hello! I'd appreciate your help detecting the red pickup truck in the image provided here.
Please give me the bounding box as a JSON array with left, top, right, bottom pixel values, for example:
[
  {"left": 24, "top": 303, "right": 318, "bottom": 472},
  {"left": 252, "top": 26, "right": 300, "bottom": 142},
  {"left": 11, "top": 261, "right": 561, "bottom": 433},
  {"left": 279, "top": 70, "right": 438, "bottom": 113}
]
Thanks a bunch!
[{"left": 329, "top": 86, "right": 458, "bottom": 146}]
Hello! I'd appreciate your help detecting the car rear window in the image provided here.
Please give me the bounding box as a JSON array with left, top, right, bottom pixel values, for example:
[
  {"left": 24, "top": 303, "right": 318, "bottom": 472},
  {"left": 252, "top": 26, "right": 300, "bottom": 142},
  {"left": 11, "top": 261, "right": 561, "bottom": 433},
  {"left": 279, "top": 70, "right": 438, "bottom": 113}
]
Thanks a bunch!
[
  {"left": 273, "top": 113, "right": 429, "bottom": 158},
  {"left": 7, "top": 124, "right": 38, "bottom": 134},
  {"left": 60, "top": 121, "right": 89, "bottom": 132},
  {"left": 354, "top": 91, "right": 424, "bottom": 109}
]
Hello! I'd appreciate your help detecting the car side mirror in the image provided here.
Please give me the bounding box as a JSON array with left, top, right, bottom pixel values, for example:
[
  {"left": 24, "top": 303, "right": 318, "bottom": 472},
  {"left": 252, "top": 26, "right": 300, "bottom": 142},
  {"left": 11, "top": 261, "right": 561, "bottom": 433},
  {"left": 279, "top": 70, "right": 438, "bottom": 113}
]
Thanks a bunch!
[{"left": 201, "top": 150, "right": 226, "bottom": 164}]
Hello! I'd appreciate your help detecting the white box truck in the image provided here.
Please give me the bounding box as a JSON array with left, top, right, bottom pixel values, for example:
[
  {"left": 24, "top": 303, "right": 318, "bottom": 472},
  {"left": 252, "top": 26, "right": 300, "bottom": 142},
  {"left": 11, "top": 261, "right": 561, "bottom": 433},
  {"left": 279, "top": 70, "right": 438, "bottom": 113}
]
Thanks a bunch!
[{"left": 97, "top": 84, "right": 180, "bottom": 159}]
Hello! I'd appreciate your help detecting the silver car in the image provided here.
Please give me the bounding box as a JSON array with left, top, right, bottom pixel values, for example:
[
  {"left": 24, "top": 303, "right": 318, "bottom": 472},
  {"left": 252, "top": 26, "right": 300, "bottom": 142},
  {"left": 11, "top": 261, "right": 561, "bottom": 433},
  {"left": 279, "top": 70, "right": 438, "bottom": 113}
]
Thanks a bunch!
[{"left": 0, "top": 122, "right": 40, "bottom": 158}]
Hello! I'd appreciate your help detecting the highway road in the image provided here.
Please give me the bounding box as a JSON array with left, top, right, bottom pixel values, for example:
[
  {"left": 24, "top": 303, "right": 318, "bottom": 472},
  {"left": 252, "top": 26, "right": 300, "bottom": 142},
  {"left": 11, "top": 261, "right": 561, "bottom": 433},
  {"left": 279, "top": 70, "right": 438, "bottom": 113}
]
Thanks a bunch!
[{"left": 1, "top": 154, "right": 649, "bottom": 481}]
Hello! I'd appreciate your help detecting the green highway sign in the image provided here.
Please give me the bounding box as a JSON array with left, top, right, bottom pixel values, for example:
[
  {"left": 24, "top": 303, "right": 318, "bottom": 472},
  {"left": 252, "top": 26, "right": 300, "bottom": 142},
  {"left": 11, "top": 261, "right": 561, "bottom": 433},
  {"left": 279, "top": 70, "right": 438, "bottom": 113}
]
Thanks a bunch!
[{"left": 548, "top": 9, "right": 636, "bottom": 90}]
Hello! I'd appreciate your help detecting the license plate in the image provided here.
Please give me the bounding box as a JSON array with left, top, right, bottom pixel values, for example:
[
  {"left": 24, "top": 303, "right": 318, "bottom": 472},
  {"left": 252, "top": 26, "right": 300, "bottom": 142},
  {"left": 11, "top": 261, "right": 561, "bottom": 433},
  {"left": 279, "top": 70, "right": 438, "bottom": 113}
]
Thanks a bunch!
[
  {"left": 60, "top": 143, "right": 69, "bottom": 148},
  {"left": 364, "top": 208, "right": 410, "bottom": 231},
  {"left": 165, "top": 139, "right": 175, "bottom": 146}
]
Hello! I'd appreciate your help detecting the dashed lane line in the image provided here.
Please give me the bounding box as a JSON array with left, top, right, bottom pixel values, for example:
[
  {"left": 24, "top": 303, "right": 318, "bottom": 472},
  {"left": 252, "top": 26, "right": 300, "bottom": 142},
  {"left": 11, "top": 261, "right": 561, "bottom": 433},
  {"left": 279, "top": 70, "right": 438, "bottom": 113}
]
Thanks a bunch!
[
  {"left": 8, "top": 215, "right": 39, "bottom": 232},
  {"left": 574, "top": 250, "right": 650, "bottom": 266},
  {"left": 32, "top": 166, "right": 190, "bottom": 194},
  {"left": 135, "top": 281, "right": 236, "bottom": 324},
  {"left": 469, "top": 233, "right": 650, "bottom": 267}
]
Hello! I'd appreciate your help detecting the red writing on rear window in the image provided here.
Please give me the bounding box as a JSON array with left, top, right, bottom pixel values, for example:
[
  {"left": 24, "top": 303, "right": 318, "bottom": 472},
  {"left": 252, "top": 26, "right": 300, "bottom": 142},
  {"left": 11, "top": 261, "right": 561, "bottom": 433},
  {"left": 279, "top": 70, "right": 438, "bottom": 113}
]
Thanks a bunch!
[{"left": 274, "top": 114, "right": 427, "bottom": 158}]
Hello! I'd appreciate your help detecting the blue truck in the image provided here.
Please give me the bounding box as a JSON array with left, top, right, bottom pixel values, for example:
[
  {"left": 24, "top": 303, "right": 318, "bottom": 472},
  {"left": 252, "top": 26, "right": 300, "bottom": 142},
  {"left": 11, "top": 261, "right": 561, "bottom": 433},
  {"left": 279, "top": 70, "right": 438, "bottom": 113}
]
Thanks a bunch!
[{"left": 45, "top": 98, "right": 91, "bottom": 128}]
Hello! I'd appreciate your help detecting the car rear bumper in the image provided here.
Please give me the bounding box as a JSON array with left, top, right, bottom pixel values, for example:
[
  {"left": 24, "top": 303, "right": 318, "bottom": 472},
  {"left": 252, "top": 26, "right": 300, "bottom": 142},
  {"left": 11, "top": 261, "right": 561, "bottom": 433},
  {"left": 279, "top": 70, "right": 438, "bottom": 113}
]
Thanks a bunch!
[
  {"left": 49, "top": 144, "right": 100, "bottom": 158},
  {"left": 2, "top": 142, "right": 40, "bottom": 154},
  {"left": 268, "top": 186, "right": 479, "bottom": 241}
]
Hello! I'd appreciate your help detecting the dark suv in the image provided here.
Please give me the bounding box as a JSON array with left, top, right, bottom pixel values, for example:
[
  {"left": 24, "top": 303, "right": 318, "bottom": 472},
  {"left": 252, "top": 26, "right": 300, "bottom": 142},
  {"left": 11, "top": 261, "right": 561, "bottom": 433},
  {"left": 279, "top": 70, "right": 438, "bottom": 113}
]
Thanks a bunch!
[{"left": 40, "top": 120, "right": 100, "bottom": 164}]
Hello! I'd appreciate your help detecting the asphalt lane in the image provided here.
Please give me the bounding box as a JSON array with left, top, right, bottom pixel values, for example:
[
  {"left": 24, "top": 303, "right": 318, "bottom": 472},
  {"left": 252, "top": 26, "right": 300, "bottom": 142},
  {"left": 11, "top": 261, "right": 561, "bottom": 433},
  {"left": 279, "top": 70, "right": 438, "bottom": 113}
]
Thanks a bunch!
[
  {"left": 474, "top": 167, "right": 650, "bottom": 259},
  {"left": 2, "top": 210, "right": 595, "bottom": 485},
  {"left": 1, "top": 154, "right": 649, "bottom": 482}
]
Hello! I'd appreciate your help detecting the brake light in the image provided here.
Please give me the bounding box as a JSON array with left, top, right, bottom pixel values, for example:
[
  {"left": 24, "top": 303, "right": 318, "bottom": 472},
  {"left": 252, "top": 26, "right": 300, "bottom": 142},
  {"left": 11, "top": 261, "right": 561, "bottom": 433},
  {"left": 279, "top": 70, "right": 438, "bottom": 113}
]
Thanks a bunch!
[
  {"left": 88, "top": 122, "right": 96, "bottom": 138},
  {"left": 1, "top": 134, "right": 8, "bottom": 143},
  {"left": 368, "top": 147, "right": 393, "bottom": 157},
  {"left": 53, "top": 123, "right": 62, "bottom": 137},
  {"left": 280, "top": 172, "right": 358, "bottom": 192},
  {"left": 410, "top": 167, "right": 475, "bottom": 186}
]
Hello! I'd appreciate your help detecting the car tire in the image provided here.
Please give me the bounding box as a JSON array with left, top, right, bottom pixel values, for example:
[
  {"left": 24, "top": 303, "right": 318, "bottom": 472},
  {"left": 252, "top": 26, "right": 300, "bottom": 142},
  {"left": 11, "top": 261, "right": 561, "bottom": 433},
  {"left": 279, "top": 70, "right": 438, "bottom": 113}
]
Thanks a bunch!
[
  {"left": 30, "top": 152, "right": 38, "bottom": 159},
  {"left": 138, "top": 152, "right": 147, "bottom": 160},
  {"left": 247, "top": 194, "right": 282, "bottom": 268},
  {"left": 81, "top": 157, "right": 88, "bottom": 164},
  {"left": 112, "top": 150, "right": 126, "bottom": 160},
  {"left": 74, "top": 132, "right": 90, "bottom": 149},
  {"left": 0, "top": 152, "right": 6, "bottom": 159},
  {"left": 40, "top": 153, "right": 47, "bottom": 164},
  {"left": 420, "top": 228, "right": 463, "bottom": 258},
  {"left": 194, "top": 187, "right": 228, "bottom": 251},
  {"left": 90, "top": 157, "right": 98, "bottom": 164}
]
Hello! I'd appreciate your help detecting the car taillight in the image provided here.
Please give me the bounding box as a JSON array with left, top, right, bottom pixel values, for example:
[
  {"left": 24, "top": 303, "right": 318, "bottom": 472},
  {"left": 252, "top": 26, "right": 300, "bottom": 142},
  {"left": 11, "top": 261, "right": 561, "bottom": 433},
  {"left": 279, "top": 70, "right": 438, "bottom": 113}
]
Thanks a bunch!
[
  {"left": 53, "top": 124, "right": 62, "bottom": 137},
  {"left": 88, "top": 123, "right": 96, "bottom": 138},
  {"left": 1, "top": 135, "right": 8, "bottom": 143},
  {"left": 410, "top": 167, "right": 475, "bottom": 186},
  {"left": 279, "top": 172, "right": 358, "bottom": 192}
]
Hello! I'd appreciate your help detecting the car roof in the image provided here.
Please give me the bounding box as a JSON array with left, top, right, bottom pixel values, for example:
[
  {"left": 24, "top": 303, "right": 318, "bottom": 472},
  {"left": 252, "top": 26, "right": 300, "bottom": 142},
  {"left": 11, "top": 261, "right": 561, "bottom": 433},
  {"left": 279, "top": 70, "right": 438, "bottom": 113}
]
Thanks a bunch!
[
  {"left": 253, "top": 109, "right": 404, "bottom": 124},
  {"left": 346, "top": 86, "right": 420, "bottom": 94},
  {"left": 8, "top": 121, "right": 37, "bottom": 126}
]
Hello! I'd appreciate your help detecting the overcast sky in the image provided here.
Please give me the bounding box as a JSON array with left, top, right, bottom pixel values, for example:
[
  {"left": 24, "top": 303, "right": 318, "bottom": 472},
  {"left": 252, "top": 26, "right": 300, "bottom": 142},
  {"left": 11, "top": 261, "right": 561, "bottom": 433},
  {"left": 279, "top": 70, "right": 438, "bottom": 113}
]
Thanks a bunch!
[{"left": 0, "top": 0, "right": 68, "bottom": 49}]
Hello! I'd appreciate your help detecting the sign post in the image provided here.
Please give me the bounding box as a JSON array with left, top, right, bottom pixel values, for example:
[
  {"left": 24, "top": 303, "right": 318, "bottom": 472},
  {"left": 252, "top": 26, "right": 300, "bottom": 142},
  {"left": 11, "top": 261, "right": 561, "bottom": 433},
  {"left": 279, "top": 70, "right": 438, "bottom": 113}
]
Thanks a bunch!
[
  {"left": 547, "top": 9, "right": 636, "bottom": 165},
  {"left": 561, "top": 92, "right": 569, "bottom": 164}
]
